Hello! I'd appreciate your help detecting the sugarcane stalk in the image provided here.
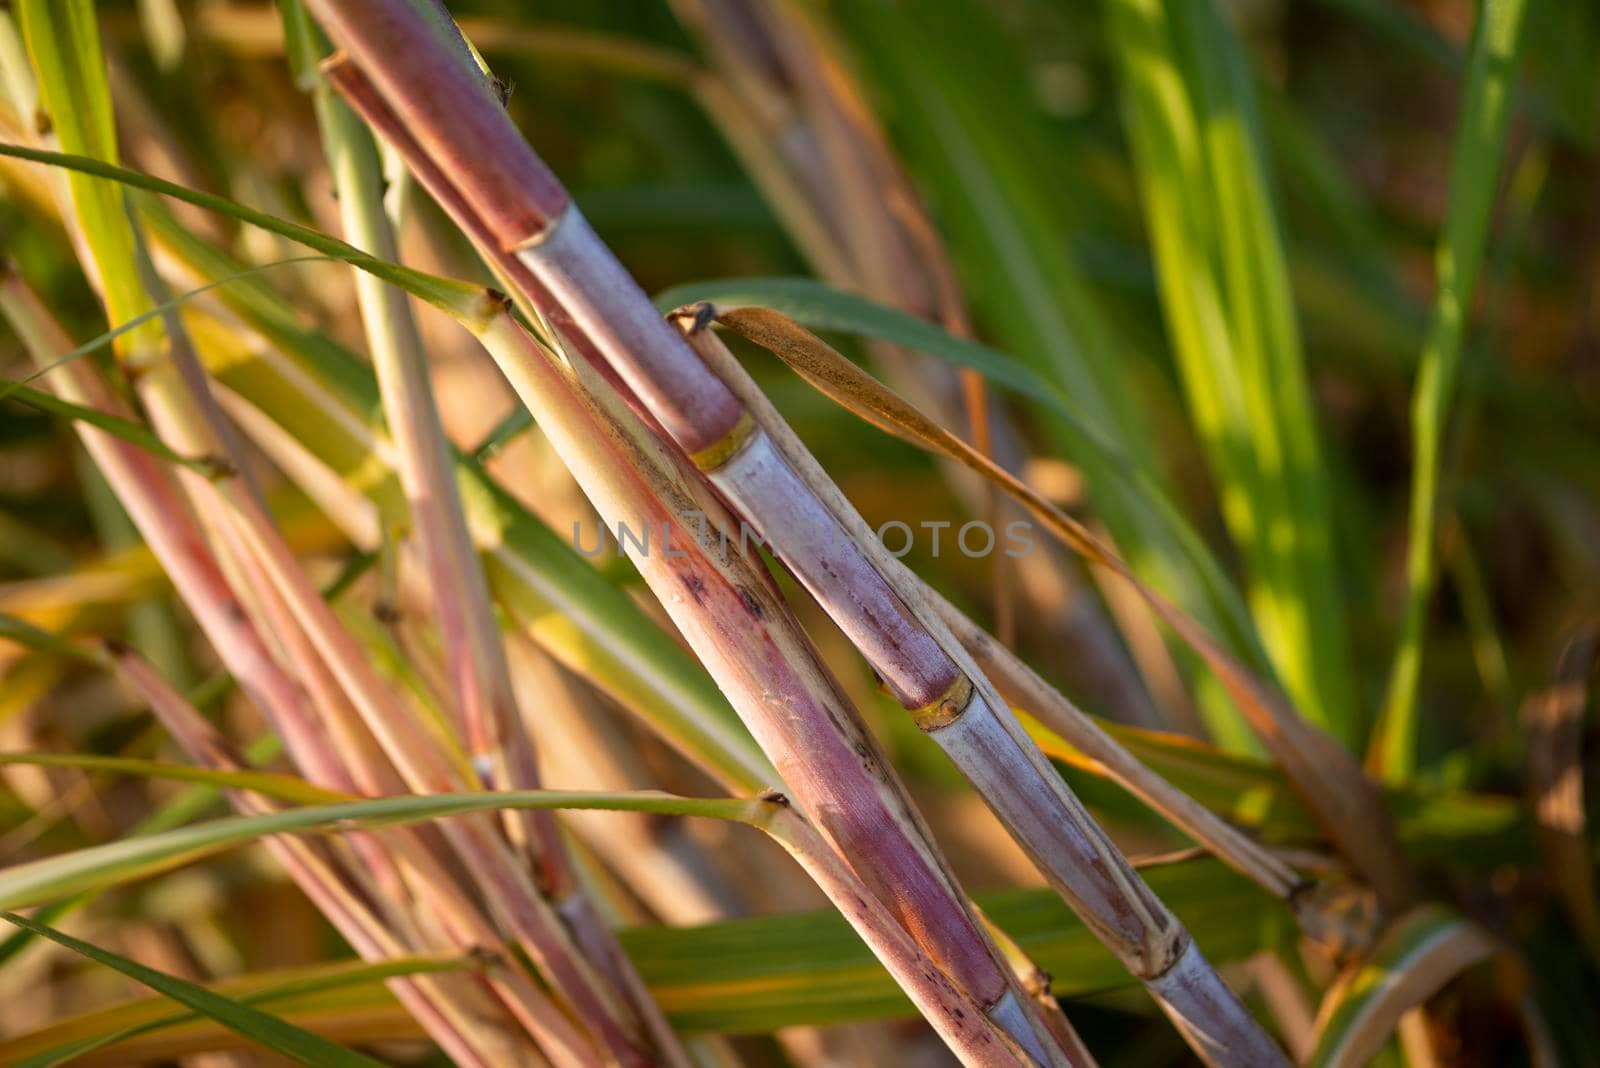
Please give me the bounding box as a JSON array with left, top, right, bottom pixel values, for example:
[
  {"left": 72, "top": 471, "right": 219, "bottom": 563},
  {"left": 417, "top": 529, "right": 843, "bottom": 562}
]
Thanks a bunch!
[
  {"left": 323, "top": 37, "right": 1071, "bottom": 1060},
  {"left": 294, "top": 26, "right": 688, "bottom": 1060},
  {"left": 467, "top": 291, "right": 1071, "bottom": 1066},
  {"left": 0, "top": 271, "right": 342, "bottom": 794},
  {"left": 675, "top": 313, "right": 1291, "bottom": 1065},
  {"left": 21, "top": 4, "right": 1268, "bottom": 1054},
  {"left": 312, "top": 59, "right": 1064, "bottom": 1064},
  {"left": 219, "top": 368, "right": 752, "bottom": 928},
  {"left": 923, "top": 584, "right": 1302, "bottom": 901},
  {"left": 114, "top": 214, "right": 657, "bottom": 1064},
  {"left": 307, "top": 5, "right": 1282, "bottom": 1059},
  {"left": 752, "top": 797, "right": 1035, "bottom": 1068},
  {"left": 183, "top": 553, "right": 609, "bottom": 1064},
  {"left": 705, "top": 301, "right": 1413, "bottom": 910},
  {"left": 687, "top": 0, "right": 1148, "bottom": 708},
  {"left": 5, "top": 79, "right": 773, "bottom": 811},
  {"left": 677, "top": 0, "right": 1048, "bottom": 656},
  {"left": 140, "top": 208, "right": 772, "bottom": 795},
  {"left": 85, "top": 304, "right": 1037, "bottom": 1066}
]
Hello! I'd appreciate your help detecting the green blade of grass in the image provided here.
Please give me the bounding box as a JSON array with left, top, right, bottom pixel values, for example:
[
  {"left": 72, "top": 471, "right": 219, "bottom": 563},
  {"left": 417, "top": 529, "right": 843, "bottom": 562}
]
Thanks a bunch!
[
  {"left": 0, "top": 752, "right": 351, "bottom": 806},
  {"left": 0, "top": 789, "right": 766, "bottom": 911},
  {"left": 0, "top": 143, "right": 484, "bottom": 319},
  {"left": 1102, "top": 0, "right": 1355, "bottom": 743},
  {"left": 1372, "top": 0, "right": 1530, "bottom": 783},
  {"left": 14, "top": 0, "right": 156, "bottom": 356},
  {"left": 1, "top": 379, "right": 221, "bottom": 474},
  {"left": 11, "top": 955, "right": 465, "bottom": 1068},
  {"left": 0, "top": 911, "right": 389, "bottom": 1068}
]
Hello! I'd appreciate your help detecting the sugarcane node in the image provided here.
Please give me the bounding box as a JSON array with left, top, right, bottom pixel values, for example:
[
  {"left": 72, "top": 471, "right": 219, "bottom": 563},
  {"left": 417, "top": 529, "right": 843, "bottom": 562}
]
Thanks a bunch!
[
  {"left": 913, "top": 675, "right": 975, "bottom": 730},
  {"left": 687, "top": 410, "right": 757, "bottom": 471},
  {"left": 1148, "top": 925, "right": 1189, "bottom": 978},
  {"left": 511, "top": 200, "right": 569, "bottom": 251}
]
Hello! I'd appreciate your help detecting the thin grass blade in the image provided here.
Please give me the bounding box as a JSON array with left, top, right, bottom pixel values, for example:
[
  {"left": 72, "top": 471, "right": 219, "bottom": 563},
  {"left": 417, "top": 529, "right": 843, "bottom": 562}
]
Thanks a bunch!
[
  {"left": 0, "top": 911, "right": 389, "bottom": 1068},
  {"left": 1372, "top": 0, "right": 1530, "bottom": 782}
]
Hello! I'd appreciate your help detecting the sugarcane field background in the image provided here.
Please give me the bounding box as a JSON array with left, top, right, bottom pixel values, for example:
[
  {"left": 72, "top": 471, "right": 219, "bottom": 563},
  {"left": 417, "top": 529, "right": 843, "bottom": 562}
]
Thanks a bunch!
[{"left": 0, "top": 0, "right": 1596, "bottom": 1064}]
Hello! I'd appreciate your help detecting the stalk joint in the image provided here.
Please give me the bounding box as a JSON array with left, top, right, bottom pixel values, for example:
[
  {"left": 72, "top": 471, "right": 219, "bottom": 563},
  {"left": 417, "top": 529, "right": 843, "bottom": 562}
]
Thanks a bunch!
[
  {"left": 510, "top": 200, "right": 569, "bottom": 252},
  {"left": 688, "top": 410, "right": 756, "bottom": 471},
  {"left": 911, "top": 675, "right": 975, "bottom": 731}
]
